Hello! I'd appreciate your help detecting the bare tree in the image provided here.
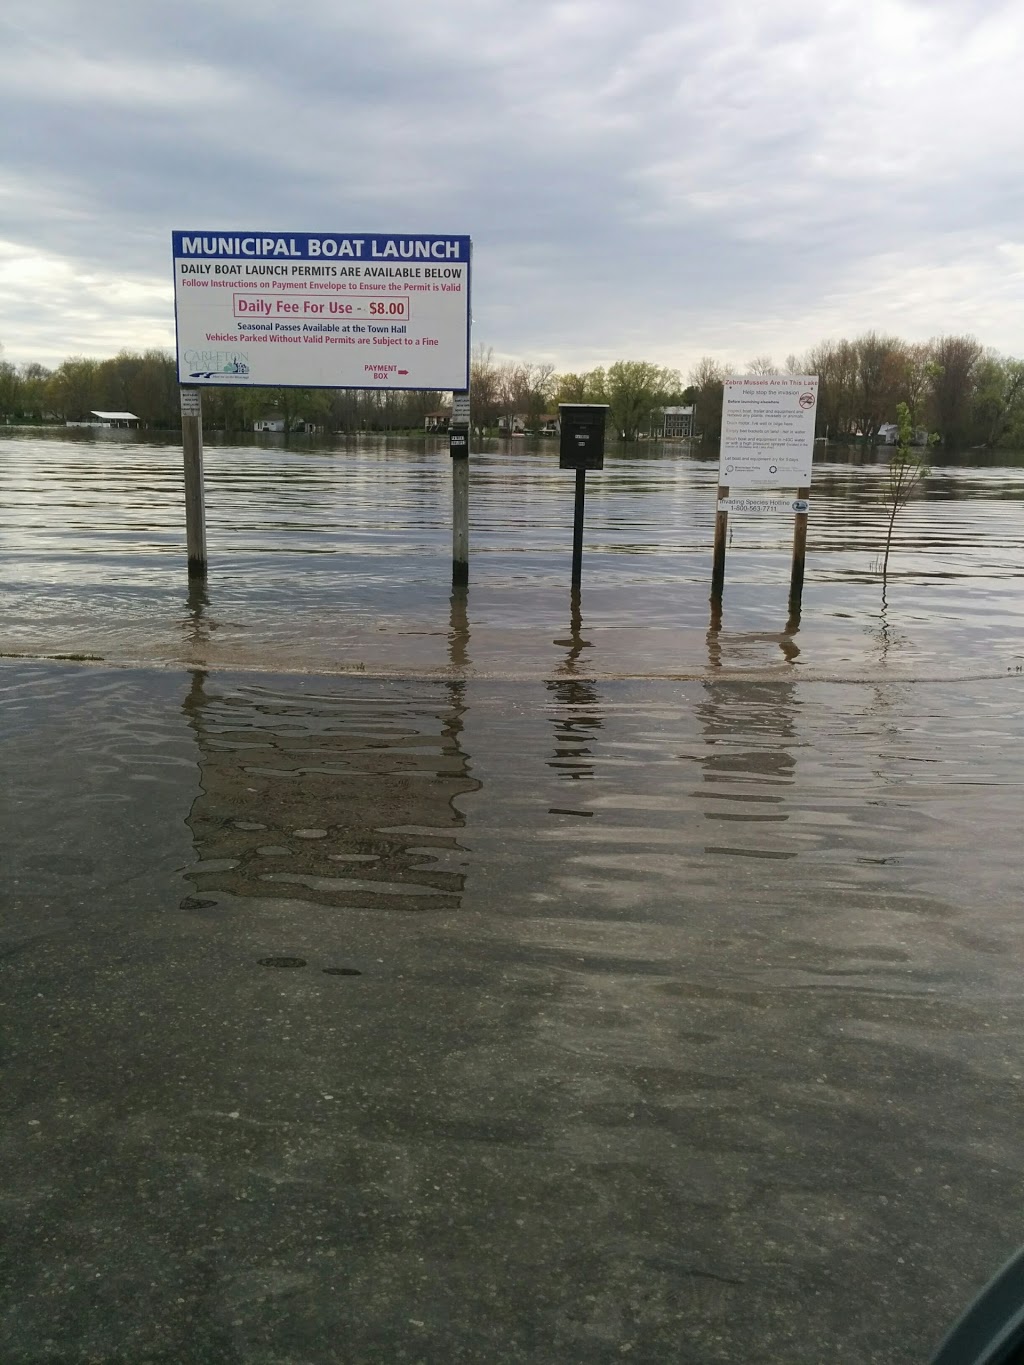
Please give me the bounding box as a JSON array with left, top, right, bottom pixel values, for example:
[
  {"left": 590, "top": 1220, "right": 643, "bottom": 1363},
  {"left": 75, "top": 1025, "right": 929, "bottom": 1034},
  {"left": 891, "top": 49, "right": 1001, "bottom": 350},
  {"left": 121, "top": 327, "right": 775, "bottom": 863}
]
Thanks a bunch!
[
  {"left": 0, "top": 341, "right": 21, "bottom": 418},
  {"left": 521, "top": 362, "right": 556, "bottom": 426},
  {"left": 928, "top": 334, "right": 983, "bottom": 447},
  {"left": 805, "top": 339, "right": 858, "bottom": 439},
  {"left": 469, "top": 343, "right": 500, "bottom": 434},
  {"left": 900, "top": 341, "right": 934, "bottom": 418},
  {"left": 854, "top": 332, "right": 907, "bottom": 443},
  {"left": 495, "top": 360, "right": 528, "bottom": 434},
  {"left": 687, "top": 357, "right": 729, "bottom": 442}
]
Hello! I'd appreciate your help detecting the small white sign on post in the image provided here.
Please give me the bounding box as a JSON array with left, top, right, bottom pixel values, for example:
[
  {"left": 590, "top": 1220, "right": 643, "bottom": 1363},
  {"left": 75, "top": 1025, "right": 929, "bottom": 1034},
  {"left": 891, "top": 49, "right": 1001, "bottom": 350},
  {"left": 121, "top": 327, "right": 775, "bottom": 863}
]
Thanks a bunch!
[
  {"left": 451, "top": 392, "right": 471, "bottom": 425},
  {"left": 717, "top": 497, "right": 810, "bottom": 514},
  {"left": 719, "top": 376, "right": 818, "bottom": 488}
]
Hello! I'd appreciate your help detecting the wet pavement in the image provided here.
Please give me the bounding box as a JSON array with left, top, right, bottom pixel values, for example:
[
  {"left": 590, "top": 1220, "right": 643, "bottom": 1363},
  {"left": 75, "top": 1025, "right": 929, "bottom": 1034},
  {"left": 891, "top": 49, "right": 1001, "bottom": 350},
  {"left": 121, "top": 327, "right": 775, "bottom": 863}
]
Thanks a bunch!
[
  {"left": 4, "top": 660, "right": 1024, "bottom": 1363},
  {"left": 4, "top": 431, "right": 1024, "bottom": 1360}
]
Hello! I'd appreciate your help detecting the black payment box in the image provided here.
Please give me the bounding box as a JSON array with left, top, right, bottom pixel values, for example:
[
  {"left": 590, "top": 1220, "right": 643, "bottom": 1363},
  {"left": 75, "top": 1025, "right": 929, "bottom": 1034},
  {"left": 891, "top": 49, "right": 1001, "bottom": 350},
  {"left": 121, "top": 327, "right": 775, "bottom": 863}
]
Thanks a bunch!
[{"left": 559, "top": 404, "right": 608, "bottom": 470}]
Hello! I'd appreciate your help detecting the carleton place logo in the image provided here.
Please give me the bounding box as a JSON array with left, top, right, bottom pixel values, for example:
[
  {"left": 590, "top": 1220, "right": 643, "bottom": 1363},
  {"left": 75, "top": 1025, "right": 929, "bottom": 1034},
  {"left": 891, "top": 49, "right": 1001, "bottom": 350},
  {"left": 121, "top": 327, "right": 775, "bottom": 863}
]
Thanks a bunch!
[{"left": 184, "top": 348, "right": 250, "bottom": 379}]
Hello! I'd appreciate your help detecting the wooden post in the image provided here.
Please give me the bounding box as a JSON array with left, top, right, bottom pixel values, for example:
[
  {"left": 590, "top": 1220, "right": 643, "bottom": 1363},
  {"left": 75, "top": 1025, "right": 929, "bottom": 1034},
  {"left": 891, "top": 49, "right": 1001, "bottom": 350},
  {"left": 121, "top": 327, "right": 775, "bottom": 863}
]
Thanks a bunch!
[
  {"left": 571, "top": 469, "right": 586, "bottom": 590},
  {"left": 450, "top": 390, "right": 470, "bottom": 585},
  {"left": 710, "top": 483, "right": 728, "bottom": 604},
  {"left": 788, "top": 485, "right": 810, "bottom": 617},
  {"left": 181, "top": 387, "right": 207, "bottom": 578},
  {"left": 452, "top": 455, "right": 469, "bottom": 584}
]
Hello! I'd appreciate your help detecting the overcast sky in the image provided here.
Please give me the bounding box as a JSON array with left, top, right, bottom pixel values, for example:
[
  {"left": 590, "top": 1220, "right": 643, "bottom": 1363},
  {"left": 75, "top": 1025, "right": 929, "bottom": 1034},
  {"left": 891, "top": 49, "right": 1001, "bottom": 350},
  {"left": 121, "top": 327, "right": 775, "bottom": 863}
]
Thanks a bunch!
[{"left": 2, "top": 0, "right": 1022, "bottom": 377}]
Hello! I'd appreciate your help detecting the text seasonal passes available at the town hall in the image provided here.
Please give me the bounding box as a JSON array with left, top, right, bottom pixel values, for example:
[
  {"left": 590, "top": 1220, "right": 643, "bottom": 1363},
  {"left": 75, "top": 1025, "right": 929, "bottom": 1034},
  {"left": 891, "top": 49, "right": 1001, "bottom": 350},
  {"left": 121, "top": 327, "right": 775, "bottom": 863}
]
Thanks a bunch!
[{"left": 172, "top": 232, "right": 471, "bottom": 391}]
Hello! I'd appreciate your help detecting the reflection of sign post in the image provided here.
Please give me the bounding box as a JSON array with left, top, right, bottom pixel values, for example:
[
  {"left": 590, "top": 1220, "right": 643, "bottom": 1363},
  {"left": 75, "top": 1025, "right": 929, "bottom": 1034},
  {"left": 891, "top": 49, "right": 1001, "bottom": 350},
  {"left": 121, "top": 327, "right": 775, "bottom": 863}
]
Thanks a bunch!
[
  {"left": 559, "top": 404, "right": 608, "bottom": 590},
  {"left": 711, "top": 376, "right": 817, "bottom": 617}
]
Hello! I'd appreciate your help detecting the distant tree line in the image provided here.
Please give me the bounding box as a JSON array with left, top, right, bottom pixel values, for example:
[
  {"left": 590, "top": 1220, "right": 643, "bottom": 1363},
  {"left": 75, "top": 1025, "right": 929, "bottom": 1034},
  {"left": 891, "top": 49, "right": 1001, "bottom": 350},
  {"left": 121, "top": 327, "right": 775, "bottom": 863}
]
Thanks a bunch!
[
  {"left": 0, "top": 347, "right": 451, "bottom": 434},
  {"left": 469, "top": 348, "right": 685, "bottom": 443},
  {"left": 464, "top": 336, "right": 1024, "bottom": 448},
  {"left": 681, "top": 335, "right": 1024, "bottom": 449},
  {"left": 2, "top": 331, "right": 1022, "bottom": 448}
]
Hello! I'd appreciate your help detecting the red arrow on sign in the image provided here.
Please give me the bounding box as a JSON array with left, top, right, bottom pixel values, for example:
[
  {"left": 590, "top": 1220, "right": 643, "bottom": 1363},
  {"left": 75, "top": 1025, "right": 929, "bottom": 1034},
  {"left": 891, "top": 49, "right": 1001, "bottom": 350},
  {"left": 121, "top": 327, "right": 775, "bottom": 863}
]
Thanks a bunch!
[{"left": 397, "top": 369, "right": 409, "bottom": 375}]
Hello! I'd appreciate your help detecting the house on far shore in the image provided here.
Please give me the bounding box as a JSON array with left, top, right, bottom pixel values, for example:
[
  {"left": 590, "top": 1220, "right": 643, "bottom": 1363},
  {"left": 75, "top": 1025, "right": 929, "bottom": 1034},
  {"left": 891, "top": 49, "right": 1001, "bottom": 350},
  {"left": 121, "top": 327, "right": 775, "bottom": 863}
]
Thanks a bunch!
[
  {"left": 255, "top": 412, "right": 322, "bottom": 434},
  {"left": 656, "top": 405, "right": 695, "bottom": 439},
  {"left": 66, "top": 410, "right": 139, "bottom": 429},
  {"left": 424, "top": 410, "right": 451, "bottom": 432},
  {"left": 877, "top": 422, "right": 929, "bottom": 446},
  {"left": 254, "top": 414, "right": 320, "bottom": 433},
  {"left": 497, "top": 413, "right": 560, "bottom": 435}
]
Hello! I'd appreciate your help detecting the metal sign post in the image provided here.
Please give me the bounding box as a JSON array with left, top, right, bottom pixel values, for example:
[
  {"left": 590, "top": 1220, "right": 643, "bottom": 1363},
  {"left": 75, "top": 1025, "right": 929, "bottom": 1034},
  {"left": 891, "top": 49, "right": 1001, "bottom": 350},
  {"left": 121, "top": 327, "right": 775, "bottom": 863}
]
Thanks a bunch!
[
  {"left": 559, "top": 404, "right": 608, "bottom": 591},
  {"left": 450, "top": 390, "right": 470, "bottom": 584},
  {"left": 571, "top": 470, "right": 587, "bottom": 590},
  {"left": 711, "top": 482, "right": 729, "bottom": 605},
  {"left": 180, "top": 386, "right": 207, "bottom": 578},
  {"left": 788, "top": 485, "right": 811, "bottom": 618}
]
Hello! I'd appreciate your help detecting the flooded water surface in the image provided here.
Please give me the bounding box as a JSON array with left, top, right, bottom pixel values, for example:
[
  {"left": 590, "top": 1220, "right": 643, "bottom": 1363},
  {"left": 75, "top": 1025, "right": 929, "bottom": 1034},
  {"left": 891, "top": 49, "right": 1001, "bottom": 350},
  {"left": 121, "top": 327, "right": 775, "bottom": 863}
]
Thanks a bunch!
[
  {"left": 2, "top": 430, "right": 1024, "bottom": 1363},
  {"left": 2, "top": 428, "right": 1023, "bottom": 676}
]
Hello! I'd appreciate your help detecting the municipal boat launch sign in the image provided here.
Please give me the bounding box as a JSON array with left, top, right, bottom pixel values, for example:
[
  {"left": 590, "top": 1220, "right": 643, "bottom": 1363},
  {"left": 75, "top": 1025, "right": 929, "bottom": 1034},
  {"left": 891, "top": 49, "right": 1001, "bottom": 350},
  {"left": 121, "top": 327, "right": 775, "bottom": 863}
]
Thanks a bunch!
[{"left": 172, "top": 231, "right": 471, "bottom": 391}]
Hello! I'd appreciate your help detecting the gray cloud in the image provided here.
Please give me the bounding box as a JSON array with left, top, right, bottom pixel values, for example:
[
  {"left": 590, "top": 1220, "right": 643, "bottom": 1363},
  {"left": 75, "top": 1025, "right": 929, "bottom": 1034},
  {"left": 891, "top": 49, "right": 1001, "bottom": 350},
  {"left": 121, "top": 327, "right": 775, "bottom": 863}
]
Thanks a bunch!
[{"left": 1, "top": 0, "right": 1022, "bottom": 373}]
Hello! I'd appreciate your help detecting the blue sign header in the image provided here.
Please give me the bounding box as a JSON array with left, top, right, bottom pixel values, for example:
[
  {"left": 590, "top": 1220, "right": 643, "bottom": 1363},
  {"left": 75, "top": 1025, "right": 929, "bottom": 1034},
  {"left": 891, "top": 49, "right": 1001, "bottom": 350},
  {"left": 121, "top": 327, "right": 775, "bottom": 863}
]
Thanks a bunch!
[{"left": 172, "top": 232, "right": 471, "bottom": 263}]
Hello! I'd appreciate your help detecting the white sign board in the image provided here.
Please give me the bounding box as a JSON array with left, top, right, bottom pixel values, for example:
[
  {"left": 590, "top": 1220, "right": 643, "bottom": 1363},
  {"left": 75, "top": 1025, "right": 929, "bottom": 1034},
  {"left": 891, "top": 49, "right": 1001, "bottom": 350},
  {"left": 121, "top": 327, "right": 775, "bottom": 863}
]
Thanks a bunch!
[
  {"left": 717, "top": 497, "right": 809, "bottom": 514},
  {"left": 172, "top": 232, "right": 471, "bottom": 391},
  {"left": 451, "top": 392, "right": 471, "bottom": 425},
  {"left": 719, "top": 376, "right": 818, "bottom": 488}
]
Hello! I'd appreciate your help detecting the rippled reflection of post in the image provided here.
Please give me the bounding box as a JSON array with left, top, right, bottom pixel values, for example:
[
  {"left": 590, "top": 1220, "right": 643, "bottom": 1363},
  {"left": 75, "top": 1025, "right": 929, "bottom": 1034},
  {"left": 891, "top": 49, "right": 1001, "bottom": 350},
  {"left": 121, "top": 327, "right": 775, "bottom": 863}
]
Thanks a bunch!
[
  {"left": 707, "top": 599, "right": 723, "bottom": 668},
  {"left": 780, "top": 609, "right": 801, "bottom": 663},
  {"left": 554, "top": 588, "right": 593, "bottom": 676},
  {"left": 696, "top": 639, "right": 799, "bottom": 863},
  {"left": 183, "top": 578, "right": 212, "bottom": 655},
  {"left": 547, "top": 589, "right": 604, "bottom": 800},
  {"left": 180, "top": 668, "right": 212, "bottom": 912},
  {"left": 444, "top": 580, "right": 473, "bottom": 831},
  {"left": 180, "top": 669, "right": 479, "bottom": 916},
  {"left": 708, "top": 608, "right": 801, "bottom": 668},
  {"left": 448, "top": 581, "right": 470, "bottom": 674}
]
